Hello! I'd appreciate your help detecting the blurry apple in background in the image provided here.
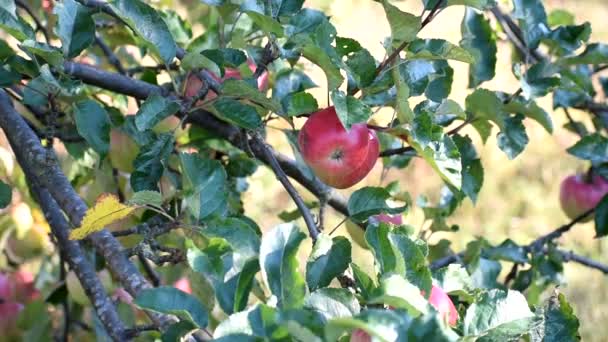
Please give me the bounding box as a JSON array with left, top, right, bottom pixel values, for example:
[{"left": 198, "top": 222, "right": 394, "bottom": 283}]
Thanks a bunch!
[
  {"left": 173, "top": 277, "right": 192, "bottom": 294},
  {"left": 184, "top": 59, "right": 269, "bottom": 102},
  {"left": 350, "top": 284, "right": 458, "bottom": 341},
  {"left": 109, "top": 129, "right": 140, "bottom": 173},
  {"left": 0, "top": 270, "right": 39, "bottom": 335},
  {"left": 346, "top": 214, "right": 403, "bottom": 249},
  {"left": 298, "top": 107, "right": 379, "bottom": 189},
  {"left": 559, "top": 173, "right": 608, "bottom": 221}
]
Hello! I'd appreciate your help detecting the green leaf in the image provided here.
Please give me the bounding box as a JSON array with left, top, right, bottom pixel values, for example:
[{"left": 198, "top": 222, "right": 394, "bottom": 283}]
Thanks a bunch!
[
  {"left": 408, "top": 111, "right": 462, "bottom": 188},
  {"left": 531, "top": 292, "right": 580, "bottom": 342},
  {"left": 131, "top": 133, "right": 174, "bottom": 191},
  {"left": 347, "top": 187, "right": 406, "bottom": 222},
  {"left": 0, "top": 0, "right": 16, "bottom": 16},
  {"left": 594, "top": 195, "right": 608, "bottom": 238},
  {"left": 388, "top": 231, "right": 432, "bottom": 294},
  {"left": 485, "top": 239, "right": 528, "bottom": 263},
  {"left": 0, "top": 8, "right": 34, "bottom": 41},
  {"left": 466, "top": 89, "right": 505, "bottom": 129},
  {"left": 0, "top": 179, "right": 11, "bottom": 208},
  {"left": 160, "top": 10, "right": 192, "bottom": 46},
  {"left": 563, "top": 43, "right": 608, "bottom": 65},
  {"left": 73, "top": 100, "right": 111, "bottom": 158},
  {"left": 188, "top": 241, "right": 260, "bottom": 314},
  {"left": 246, "top": 11, "right": 284, "bottom": 36},
  {"left": 351, "top": 263, "right": 376, "bottom": 300},
  {"left": 221, "top": 79, "right": 283, "bottom": 114},
  {"left": 272, "top": 68, "right": 316, "bottom": 106},
  {"left": 504, "top": 99, "right": 553, "bottom": 133},
  {"left": 392, "top": 59, "right": 414, "bottom": 123},
  {"left": 519, "top": 62, "right": 560, "bottom": 99},
  {"left": 548, "top": 9, "right": 575, "bottom": 27},
  {"left": 108, "top": 0, "right": 177, "bottom": 63},
  {"left": 324, "top": 309, "right": 411, "bottom": 342},
  {"left": 305, "top": 288, "right": 360, "bottom": 320},
  {"left": 453, "top": 135, "right": 483, "bottom": 203},
  {"left": 54, "top": 0, "right": 95, "bottom": 58},
  {"left": 460, "top": 8, "right": 496, "bottom": 87},
  {"left": 180, "top": 153, "right": 228, "bottom": 221},
  {"left": 213, "top": 304, "right": 278, "bottom": 339},
  {"left": 284, "top": 92, "right": 318, "bottom": 116},
  {"left": 381, "top": 0, "right": 421, "bottom": 47},
  {"left": 464, "top": 289, "right": 538, "bottom": 340},
  {"left": 306, "top": 234, "right": 351, "bottom": 291},
  {"left": 497, "top": 114, "right": 529, "bottom": 160},
  {"left": 133, "top": 286, "right": 209, "bottom": 328},
  {"left": 181, "top": 51, "right": 221, "bottom": 75},
  {"left": 406, "top": 39, "right": 474, "bottom": 64},
  {"left": 369, "top": 274, "right": 429, "bottom": 317},
  {"left": 128, "top": 190, "right": 163, "bottom": 207},
  {"left": 513, "top": 0, "right": 549, "bottom": 50},
  {"left": 20, "top": 40, "right": 63, "bottom": 66},
  {"left": 545, "top": 23, "right": 591, "bottom": 55},
  {"left": 366, "top": 223, "right": 400, "bottom": 274},
  {"left": 300, "top": 43, "right": 343, "bottom": 90},
  {"left": 162, "top": 321, "right": 198, "bottom": 342},
  {"left": 331, "top": 90, "right": 372, "bottom": 129},
  {"left": 423, "top": 0, "right": 496, "bottom": 10},
  {"left": 566, "top": 133, "right": 608, "bottom": 163},
  {"left": 210, "top": 98, "right": 262, "bottom": 129},
  {"left": 134, "top": 94, "right": 180, "bottom": 131},
  {"left": 201, "top": 48, "right": 247, "bottom": 69},
  {"left": 0, "top": 66, "right": 21, "bottom": 87},
  {"left": 345, "top": 48, "right": 376, "bottom": 90},
  {"left": 433, "top": 264, "right": 474, "bottom": 299},
  {"left": 259, "top": 223, "right": 306, "bottom": 309}
]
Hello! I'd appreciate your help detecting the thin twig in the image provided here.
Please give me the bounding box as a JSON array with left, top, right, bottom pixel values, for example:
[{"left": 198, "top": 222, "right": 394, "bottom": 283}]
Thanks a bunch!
[
  {"left": 95, "top": 34, "right": 127, "bottom": 75},
  {"left": 563, "top": 108, "right": 586, "bottom": 137},
  {"left": 526, "top": 208, "right": 595, "bottom": 253},
  {"left": 15, "top": 0, "right": 50, "bottom": 43},
  {"left": 558, "top": 249, "right": 608, "bottom": 274},
  {"left": 253, "top": 133, "right": 320, "bottom": 241}
]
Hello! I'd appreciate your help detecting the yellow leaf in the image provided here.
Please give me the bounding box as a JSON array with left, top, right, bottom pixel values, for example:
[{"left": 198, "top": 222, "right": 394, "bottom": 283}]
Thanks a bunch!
[{"left": 69, "top": 194, "right": 136, "bottom": 240}]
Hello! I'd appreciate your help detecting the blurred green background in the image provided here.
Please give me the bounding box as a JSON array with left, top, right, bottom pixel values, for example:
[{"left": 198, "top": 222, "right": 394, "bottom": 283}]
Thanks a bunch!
[{"left": 240, "top": 0, "right": 608, "bottom": 340}]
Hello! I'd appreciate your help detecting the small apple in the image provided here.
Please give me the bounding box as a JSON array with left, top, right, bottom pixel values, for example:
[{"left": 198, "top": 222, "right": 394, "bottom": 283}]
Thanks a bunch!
[
  {"left": 184, "top": 59, "right": 269, "bottom": 102},
  {"left": 298, "top": 107, "right": 379, "bottom": 189},
  {"left": 559, "top": 173, "right": 608, "bottom": 221},
  {"left": 11, "top": 270, "right": 39, "bottom": 303},
  {"left": 346, "top": 214, "right": 403, "bottom": 249},
  {"left": 427, "top": 285, "right": 459, "bottom": 326},
  {"left": 173, "top": 277, "right": 192, "bottom": 294}
]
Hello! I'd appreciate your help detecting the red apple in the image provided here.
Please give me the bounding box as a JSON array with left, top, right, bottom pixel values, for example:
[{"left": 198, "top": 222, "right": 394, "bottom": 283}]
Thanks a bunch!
[
  {"left": 428, "top": 285, "right": 459, "bottom": 326},
  {"left": 298, "top": 107, "right": 379, "bottom": 189},
  {"left": 184, "top": 59, "right": 269, "bottom": 101},
  {"left": 173, "top": 277, "right": 192, "bottom": 294},
  {"left": 559, "top": 173, "right": 608, "bottom": 221},
  {"left": 350, "top": 328, "right": 372, "bottom": 342}
]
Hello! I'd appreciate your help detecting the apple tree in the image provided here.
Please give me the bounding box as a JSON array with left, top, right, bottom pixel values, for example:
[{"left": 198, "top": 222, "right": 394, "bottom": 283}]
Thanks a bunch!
[{"left": 0, "top": 0, "right": 607, "bottom": 340}]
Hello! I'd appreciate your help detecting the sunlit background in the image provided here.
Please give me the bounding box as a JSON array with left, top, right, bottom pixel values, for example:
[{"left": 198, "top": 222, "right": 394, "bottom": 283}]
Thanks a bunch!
[{"left": 1, "top": 0, "right": 607, "bottom": 340}]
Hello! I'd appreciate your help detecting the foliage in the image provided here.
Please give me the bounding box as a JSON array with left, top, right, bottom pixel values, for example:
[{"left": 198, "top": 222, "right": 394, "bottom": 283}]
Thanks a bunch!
[{"left": 0, "top": 0, "right": 606, "bottom": 341}]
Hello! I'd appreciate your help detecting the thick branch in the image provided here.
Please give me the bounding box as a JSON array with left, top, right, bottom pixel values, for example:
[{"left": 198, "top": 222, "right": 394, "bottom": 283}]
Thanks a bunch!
[
  {"left": 0, "top": 90, "right": 173, "bottom": 329},
  {"left": 29, "top": 185, "right": 127, "bottom": 341}
]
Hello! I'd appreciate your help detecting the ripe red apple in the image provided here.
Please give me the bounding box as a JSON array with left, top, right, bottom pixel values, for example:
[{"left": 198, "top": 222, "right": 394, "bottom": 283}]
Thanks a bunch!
[
  {"left": 559, "top": 173, "right": 608, "bottom": 221},
  {"left": 184, "top": 59, "right": 269, "bottom": 101},
  {"left": 298, "top": 107, "right": 379, "bottom": 189},
  {"left": 427, "top": 285, "right": 459, "bottom": 326}
]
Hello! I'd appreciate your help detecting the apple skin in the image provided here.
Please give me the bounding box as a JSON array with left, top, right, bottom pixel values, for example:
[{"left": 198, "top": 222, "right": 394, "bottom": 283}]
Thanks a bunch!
[
  {"left": 184, "top": 59, "right": 269, "bottom": 100},
  {"left": 428, "top": 285, "right": 459, "bottom": 326},
  {"left": 559, "top": 174, "right": 608, "bottom": 222},
  {"left": 298, "top": 107, "right": 379, "bottom": 189},
  {"left": 173, "top": 277, "right": 192, "bottom": 294},
  {"left": 0, "top": 271, "right": 39, "bottom": 335}
]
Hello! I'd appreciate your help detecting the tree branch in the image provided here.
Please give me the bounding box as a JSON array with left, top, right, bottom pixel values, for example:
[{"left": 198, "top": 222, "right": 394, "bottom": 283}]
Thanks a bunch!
[
  {"left": 0, "top": 90, "right": 174, "bottom": 329},
  {"left": 28, "top": 185, "right": 127, "bottom": 341},
  {"left": 95, "top": 34, "right": 127, "bottom": 75},
  {"left": 15, "top": 0, "right": 51, "bottom": 43},
  {"left": 253, "top": 134, "right": 320, "bottom": 241}
]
